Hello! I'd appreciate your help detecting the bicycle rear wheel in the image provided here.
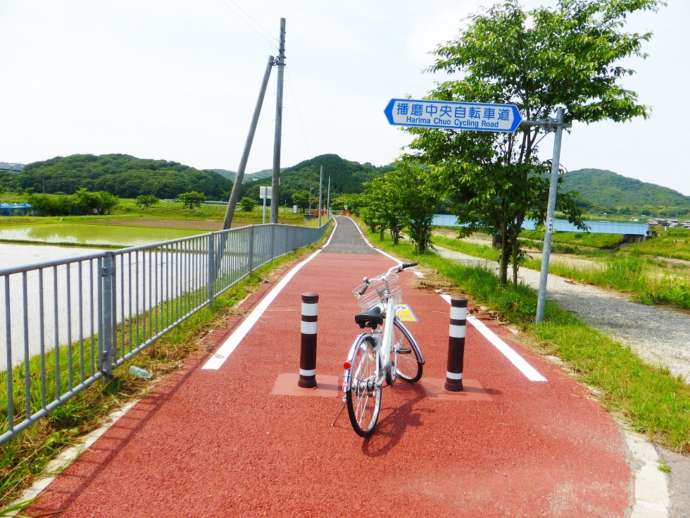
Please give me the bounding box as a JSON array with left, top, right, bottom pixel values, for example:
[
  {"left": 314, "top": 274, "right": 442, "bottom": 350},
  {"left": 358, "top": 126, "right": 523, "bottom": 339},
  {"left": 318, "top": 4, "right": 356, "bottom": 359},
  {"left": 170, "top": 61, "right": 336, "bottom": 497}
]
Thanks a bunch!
[
  {"left": 394, "top": 319, "right": 423, "bottom": 383},
  {"left": 345, "top": 336, "right": 382, "bottom": 437}
]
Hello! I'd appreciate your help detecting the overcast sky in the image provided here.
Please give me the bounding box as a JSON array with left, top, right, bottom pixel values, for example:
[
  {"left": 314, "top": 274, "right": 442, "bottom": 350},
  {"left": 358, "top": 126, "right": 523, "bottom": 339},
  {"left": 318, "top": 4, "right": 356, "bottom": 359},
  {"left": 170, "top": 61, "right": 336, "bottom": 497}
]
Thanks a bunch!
[{"left": 1, "top": 0, "right": 688, "bottom": 194}]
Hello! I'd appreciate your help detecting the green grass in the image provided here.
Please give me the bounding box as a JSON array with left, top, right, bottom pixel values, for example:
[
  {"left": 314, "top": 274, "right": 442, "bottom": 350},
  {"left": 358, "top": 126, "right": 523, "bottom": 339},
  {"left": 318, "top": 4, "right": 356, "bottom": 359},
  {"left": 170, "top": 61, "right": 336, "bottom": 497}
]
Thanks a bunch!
[
  {"left": 433, "top": 235, "right": 500, "bottom": 261},
  {"left": 626, "top": 227, "right": 690, "bottom": 262},
  {"left": 0, "top": 198, "right": 316, "bottom": 246},
  {"left": 0, "top": 226, "right": 330, "bottom": 511},
  {"left": 520, "top": 229, "right": 625, "bottom": 250},
  {"left": 1, "top": 195, "right": 308, "bottom": 226},
  {"left": 434, "top": 234, "right": 690, "bottom": 312},
  {"left": 360, "top": 220, "right": 690, "bottom": 453}
]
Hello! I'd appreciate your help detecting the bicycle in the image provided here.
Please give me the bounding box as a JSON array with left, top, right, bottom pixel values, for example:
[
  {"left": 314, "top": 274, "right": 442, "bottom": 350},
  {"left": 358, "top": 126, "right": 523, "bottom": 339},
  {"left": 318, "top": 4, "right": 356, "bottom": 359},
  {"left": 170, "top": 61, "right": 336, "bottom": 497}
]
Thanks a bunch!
[{"left": 342, "top": 262, "right": 425, "bottom": 437}]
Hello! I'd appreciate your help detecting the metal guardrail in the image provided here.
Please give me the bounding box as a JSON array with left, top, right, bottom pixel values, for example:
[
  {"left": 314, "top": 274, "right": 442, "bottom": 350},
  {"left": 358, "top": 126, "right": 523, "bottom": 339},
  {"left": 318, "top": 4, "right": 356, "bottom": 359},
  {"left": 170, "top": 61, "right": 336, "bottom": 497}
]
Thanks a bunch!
[{"left": 0, "top": 222, "right": 328, "bottom": 444}]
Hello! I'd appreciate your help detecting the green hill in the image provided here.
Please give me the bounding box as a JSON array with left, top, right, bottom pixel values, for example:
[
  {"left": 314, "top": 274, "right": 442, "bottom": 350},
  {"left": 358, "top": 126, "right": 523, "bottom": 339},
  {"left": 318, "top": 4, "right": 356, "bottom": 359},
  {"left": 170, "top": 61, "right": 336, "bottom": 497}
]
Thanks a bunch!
[
  {"left": 0, "top": 162, "right": 24, "bottom": 172},
  {"left": 210, "top": 168, "right": 274, "bottom": 184},
  {"left": 2, "top": 153, "right": 387, "bottom": 203},
  {"left": 562, "top": 169, "right": 690, "bottom": 217},
  {"left": 16, "top": 154, "right": 230, "bottom": 199},
  {"left": 242, "top": 154, "right": 390, "bottom": 205}
]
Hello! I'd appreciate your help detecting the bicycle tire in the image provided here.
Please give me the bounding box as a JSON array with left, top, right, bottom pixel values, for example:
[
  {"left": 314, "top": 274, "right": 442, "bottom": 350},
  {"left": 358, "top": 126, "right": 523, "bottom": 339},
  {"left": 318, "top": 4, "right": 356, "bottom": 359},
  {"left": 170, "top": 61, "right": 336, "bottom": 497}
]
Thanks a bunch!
[
  {"left": 345, "top": 336, "right": 382, "bottom": 437},
  {"left": 394, "top": 319, "right": 424, "bottom": 383}
]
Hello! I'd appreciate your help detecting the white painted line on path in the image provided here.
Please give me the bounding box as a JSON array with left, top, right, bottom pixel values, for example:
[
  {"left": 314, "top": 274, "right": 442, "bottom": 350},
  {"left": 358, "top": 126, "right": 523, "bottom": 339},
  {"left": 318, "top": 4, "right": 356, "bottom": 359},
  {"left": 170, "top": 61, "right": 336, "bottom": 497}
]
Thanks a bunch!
[
  {"left": 202, "top": 219, "right": 338, "bottom": 370},
  {"left": 439, "top": 293, "right": 547, "bottom": 382}
]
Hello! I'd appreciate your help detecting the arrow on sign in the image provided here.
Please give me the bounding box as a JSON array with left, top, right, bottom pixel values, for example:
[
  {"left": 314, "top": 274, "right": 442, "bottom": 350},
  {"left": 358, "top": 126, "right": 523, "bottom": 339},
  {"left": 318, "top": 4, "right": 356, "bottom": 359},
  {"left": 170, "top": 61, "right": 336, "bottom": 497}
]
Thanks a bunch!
[{"left": 384, "top": 98, "right": 522, "bottom": 133}]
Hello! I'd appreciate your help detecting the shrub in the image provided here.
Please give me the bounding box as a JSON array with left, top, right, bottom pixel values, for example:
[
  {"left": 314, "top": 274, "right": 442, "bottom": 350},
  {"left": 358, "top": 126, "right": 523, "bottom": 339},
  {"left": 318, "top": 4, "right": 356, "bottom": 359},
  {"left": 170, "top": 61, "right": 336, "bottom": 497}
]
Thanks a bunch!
[
  {"left": 136, "top": 194, "right": 159, "bottom": 209},
  {"left": 177, "top": 191, "right": 206, "bottom": 210},
  {"left": 239, "top": 196, "right": 256, "bottom": 212}
]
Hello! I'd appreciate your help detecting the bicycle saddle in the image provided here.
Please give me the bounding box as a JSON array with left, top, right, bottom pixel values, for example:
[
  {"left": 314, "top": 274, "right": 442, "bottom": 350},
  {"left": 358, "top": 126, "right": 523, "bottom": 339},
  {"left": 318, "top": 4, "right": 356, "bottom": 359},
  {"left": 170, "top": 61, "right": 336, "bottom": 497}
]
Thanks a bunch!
[{"left": 355, "top": 306, "right": 383, "bottom": 329}]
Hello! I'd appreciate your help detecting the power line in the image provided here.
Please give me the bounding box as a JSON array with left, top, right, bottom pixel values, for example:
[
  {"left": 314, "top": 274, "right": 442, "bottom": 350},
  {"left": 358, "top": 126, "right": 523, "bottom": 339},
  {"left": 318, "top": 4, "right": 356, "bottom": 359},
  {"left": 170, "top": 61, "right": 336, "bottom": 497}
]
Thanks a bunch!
[
  {"left": 285, "top": 73, "right": 314, "bottom": 160},
  {"left": 218, "top": 0, "right": 279, "bottom": 52}
]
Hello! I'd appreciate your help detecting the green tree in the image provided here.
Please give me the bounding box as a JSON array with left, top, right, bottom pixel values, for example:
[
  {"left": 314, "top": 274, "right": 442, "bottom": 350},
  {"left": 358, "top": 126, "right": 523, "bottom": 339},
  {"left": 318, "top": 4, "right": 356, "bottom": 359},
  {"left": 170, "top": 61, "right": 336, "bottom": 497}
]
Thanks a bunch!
[
  {"left": 292, "top": 190, "right": 314, "bottom": 211},
  {"left": 239, "top": 196, "right": 256, "bottom": 212},
  {"left": 396, "top": 162, "right": 439, "bottom": 253},
  {"left": 177, "top": 191, "right": 206, "bottom": 210},
  {"left": 409, "top": 0, "right": 659, "bottom": 284},
  {"left": 331, "top": 193, "right": 364, "bottom": 214},
  {"left": 363, "top": 163, "right": 439, "bottom": 252},
  {"left": 136, "top": 194, "right": 159, "bottom": 209},
  {"left": 362, "top": 175, "right": 404, "bottom": 244}
]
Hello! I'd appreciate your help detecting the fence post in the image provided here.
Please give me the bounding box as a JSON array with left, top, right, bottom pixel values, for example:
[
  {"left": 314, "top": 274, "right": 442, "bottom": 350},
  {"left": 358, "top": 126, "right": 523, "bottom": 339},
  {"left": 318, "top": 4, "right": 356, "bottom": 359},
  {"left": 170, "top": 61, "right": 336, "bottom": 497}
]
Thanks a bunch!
[
  {"left": 445, "top": 295, "right": 467, "bottom": 392},
  {"left": 299, "top": 293, "right": 319, "bottom": 388},
  {"left": 100, "top": 252, "right": 116, "bottom": 376},
  {"left": 207, "top": 233, "right": 216, "bottom": 304},
  {"left": 270, "top": 224, "right": 276, "bottom": 260},
  {"left": 248, "top": 225, "right": 255, "bottom": 272}
]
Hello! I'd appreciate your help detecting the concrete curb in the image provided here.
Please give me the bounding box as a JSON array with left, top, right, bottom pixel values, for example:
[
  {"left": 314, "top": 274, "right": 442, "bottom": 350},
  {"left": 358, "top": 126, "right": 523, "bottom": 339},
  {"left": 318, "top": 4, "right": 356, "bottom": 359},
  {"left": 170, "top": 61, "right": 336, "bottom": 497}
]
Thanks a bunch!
[
  {"left": 625, "top": 430, "right": 670, "bottom": 517},
  {"left": 8, "top": 399, "right": 140, "bottom": 516}
]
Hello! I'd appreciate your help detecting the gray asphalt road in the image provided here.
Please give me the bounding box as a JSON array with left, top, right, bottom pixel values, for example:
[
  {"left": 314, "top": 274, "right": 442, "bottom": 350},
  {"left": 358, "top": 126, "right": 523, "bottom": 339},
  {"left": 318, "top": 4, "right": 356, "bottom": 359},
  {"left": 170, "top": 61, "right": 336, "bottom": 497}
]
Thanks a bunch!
[{"left": 324, "top": 216, "right": 376, "bottom": 254}]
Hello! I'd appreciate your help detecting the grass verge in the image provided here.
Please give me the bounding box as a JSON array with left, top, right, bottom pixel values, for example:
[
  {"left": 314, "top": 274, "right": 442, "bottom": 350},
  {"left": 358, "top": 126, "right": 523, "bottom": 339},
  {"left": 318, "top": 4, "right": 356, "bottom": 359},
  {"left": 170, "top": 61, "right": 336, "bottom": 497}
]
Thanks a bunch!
[
  {"left": 0, "top": 226, "right": 330, "bottom": 511},
  {"left": 364, "top": 222, "right": 690, "bottom": 453},
  {"left": 434, "top": 234, "right": 690, "bottom": 312}
]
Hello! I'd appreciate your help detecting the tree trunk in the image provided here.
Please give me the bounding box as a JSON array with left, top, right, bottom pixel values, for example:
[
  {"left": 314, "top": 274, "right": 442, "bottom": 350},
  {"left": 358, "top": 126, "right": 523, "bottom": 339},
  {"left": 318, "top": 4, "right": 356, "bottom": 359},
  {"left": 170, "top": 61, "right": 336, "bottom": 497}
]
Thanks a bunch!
[
  {"left": 499, "top": 222, "right": 509, "bottom": 285},
  {"left": 511, "top": 240, "right": 519, "bottom": 286},
  {"left": 510, "top": 217, "right": 525, "bottom": 286},
  {"left": 391, "top": 226, "right": 400, "bottom": 245}
]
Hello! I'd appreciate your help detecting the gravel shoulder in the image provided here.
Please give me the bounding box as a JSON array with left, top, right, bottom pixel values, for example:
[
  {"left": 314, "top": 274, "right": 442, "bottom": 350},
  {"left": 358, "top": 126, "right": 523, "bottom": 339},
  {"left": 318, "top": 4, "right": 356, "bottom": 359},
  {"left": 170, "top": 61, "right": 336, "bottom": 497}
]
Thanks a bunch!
[{"left": 435, "top": 245, "right": 690, "bottom": 382}]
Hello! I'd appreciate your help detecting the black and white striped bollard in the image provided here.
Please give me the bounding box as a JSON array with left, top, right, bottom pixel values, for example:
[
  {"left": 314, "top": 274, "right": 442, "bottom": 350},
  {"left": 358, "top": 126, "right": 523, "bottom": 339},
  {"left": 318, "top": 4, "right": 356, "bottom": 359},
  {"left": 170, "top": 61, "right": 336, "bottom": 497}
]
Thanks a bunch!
[
  {"left": 298, "top": 292, "right": 319, "bottom": 388},
  {"left": 445, "top": 295, "right": 467, "bottom": 392}
]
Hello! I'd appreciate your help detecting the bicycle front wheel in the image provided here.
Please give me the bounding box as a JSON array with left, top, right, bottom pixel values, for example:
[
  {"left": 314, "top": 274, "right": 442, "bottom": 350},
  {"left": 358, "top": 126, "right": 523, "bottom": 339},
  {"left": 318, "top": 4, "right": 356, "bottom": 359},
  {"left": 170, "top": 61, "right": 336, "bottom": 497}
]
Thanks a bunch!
[
  {"left": 394, "top": 319, "right": 424, "bottom": 383},
  {"left": 345, "top": 336, "right": 382, "bottom": 438}
]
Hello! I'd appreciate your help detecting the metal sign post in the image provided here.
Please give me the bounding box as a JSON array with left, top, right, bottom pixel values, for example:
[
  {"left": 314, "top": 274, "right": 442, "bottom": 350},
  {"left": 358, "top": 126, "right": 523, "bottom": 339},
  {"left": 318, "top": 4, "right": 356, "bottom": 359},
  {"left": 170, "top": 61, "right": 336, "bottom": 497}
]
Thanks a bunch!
[
  {"left": 260, "top": 186, "right": 272, "bottom": 225},
  {"left": 525, "top": 108, "right": 569, "bottom": 323}
]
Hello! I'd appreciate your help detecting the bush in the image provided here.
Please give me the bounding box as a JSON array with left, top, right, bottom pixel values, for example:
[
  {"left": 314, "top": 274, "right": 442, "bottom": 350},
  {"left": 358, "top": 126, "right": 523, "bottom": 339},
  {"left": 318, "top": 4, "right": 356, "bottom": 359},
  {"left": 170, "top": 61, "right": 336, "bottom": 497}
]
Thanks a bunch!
[
  {"left": 27, "top": 190, "right": 118, "bottom": 216},
  {"left": 177, "top": 191, "right": 206, "bottom": 210},
  {"left": 136, "top": 194, "right": 159, "bottom": 209},
  {"left": 239, "top": 196, "right": 256, "bottom": 212}
]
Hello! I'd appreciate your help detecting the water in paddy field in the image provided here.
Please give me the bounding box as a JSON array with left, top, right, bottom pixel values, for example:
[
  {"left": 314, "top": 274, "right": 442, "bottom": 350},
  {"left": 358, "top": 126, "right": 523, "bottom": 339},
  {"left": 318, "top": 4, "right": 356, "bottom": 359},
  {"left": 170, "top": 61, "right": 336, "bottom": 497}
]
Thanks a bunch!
[
  {"left": 0, "top": 236, "right": 251, "bottom": 373},
  {"left": 0, "top": 244, "right": 107, "bottom": 372},
  {"left": 0, "top": 223, "right": 201, "bottom": 247}
]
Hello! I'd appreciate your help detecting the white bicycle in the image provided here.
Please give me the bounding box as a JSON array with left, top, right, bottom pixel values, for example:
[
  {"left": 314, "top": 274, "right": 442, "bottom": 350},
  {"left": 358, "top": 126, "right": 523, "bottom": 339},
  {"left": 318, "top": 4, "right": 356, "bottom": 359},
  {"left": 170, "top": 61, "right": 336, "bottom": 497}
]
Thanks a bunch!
[{"left": 342, "top": 262, "right": 425, "bottom": 437}]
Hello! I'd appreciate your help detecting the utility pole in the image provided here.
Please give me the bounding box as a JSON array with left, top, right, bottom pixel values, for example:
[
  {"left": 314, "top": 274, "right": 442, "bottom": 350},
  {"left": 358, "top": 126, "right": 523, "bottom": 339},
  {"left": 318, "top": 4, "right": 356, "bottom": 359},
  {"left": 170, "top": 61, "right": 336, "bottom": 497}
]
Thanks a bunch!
[
  {"left": 326, "top": 176, "right": 331, "bottom": 218},
  {"left": 318, "top": 165, "right": 323, "bottom": 227},
  {"left": 271, "top": 17, "right": 286, "bottom": 224},
  {"left": 222, "top": 56, "right": 274, "bottom": 229},
  {"left": 533, "top": 107, "right": 568, "bottom": 323}
]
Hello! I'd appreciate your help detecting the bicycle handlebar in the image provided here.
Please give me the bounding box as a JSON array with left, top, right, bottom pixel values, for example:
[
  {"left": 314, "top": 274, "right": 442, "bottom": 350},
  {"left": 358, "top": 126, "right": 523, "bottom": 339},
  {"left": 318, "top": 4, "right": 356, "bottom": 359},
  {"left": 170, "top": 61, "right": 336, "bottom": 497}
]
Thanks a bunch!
[{"left": 357, "top": 262, "right": 418, "bottom": 296}]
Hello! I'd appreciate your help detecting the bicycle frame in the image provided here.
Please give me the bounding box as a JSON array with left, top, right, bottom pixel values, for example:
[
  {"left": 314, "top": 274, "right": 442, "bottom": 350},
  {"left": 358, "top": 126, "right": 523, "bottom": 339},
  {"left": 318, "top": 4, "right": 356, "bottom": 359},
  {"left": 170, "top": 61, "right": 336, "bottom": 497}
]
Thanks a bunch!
[
  {"left": 343, "top": 261, "right": 422, "bottom": 395},
  {"left": 343, "top": 302, "right": 424, "bottom": 393}
]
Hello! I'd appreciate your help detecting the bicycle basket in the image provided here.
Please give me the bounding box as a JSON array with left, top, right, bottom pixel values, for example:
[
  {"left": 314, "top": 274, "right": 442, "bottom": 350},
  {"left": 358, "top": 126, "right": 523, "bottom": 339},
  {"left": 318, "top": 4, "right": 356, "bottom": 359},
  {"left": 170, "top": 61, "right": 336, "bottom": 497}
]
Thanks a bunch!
[{"left": 353, "top": 272, "right": 401, "bottom": 311}]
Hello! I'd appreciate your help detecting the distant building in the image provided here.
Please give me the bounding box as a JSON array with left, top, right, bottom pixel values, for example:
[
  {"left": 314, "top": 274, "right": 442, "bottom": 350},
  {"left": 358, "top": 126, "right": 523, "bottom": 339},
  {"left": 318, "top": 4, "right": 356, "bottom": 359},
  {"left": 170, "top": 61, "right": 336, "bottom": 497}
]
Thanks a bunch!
[{"left": 0, "top": 203, "right": 32, "bottom": 216}]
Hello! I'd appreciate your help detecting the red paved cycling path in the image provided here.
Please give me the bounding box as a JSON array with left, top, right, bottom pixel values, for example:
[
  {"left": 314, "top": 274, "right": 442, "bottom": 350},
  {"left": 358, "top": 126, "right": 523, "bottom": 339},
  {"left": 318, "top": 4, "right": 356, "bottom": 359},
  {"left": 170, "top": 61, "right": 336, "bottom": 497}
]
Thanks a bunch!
[{"left": 28, "top": 218, "right": 631, "bottom": 517}]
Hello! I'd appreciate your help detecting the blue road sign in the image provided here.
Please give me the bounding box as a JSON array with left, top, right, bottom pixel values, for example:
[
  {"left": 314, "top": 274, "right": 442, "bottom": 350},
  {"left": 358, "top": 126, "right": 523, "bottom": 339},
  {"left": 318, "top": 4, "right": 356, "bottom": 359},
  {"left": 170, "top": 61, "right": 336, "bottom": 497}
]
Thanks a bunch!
[{"left": 384, "top": 98, "right": 522, "bottom": 133}]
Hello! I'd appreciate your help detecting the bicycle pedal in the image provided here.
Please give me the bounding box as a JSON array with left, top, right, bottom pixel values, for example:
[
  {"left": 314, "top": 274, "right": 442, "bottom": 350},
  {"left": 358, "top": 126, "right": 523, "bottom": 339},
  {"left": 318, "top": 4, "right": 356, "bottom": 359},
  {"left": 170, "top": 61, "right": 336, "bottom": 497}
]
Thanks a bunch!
[{"left": 396, "top": 347, "right": 411, "bottom": 354}]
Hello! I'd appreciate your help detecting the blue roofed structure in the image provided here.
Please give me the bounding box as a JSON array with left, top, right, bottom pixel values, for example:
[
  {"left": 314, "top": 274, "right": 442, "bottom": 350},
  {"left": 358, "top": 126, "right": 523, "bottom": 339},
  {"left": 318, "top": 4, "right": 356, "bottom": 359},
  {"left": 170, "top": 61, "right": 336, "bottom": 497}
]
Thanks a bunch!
[{"left": 0, "top": 203, "right": 33, "bottom": 216}]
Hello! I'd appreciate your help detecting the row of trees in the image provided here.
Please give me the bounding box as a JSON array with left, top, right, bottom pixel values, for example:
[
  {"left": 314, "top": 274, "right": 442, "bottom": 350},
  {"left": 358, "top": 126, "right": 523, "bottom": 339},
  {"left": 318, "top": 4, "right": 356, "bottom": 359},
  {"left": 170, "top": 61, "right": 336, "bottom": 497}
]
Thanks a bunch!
[
  {"left": 360, "top": 162, "right": 439, "bottom": 253},
  {"left": 28, "top": 189, "right": 119, "bottom": 216},
  {"left": 364, "top": 0, "right": 659, "bottom": 285}
]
